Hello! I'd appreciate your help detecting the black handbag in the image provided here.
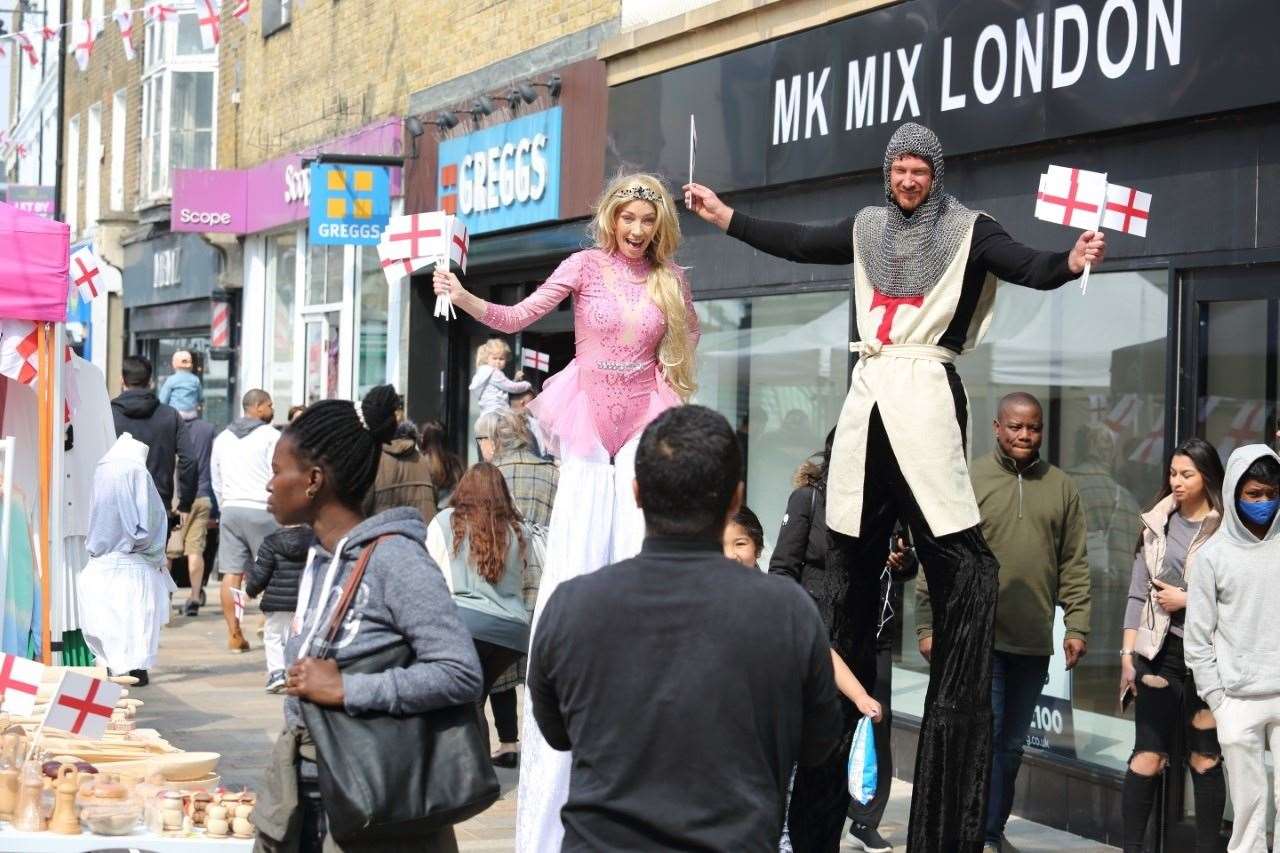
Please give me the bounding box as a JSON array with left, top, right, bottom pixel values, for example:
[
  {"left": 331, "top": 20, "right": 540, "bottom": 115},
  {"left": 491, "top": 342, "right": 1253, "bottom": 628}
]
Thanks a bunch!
[{"left": 298, "top": 536, "right": 500, "bottom": 843}]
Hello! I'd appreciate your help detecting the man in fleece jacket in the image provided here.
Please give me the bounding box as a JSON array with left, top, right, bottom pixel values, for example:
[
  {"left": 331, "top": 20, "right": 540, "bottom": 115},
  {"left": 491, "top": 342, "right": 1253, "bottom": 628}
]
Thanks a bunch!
[{"left": 1185, "top": 444, "right": 1280, "bottom": 853}]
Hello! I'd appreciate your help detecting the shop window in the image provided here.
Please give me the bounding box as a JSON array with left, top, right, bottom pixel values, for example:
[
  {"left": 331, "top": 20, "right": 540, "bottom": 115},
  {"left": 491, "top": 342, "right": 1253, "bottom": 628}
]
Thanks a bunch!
[
  {"left": 263, "top": 0, "right": 291, "bottom": 37},
  {"left": 265, "top": 231, "right": 298, "bottom": 412},
  {"left": 139, "top": 12, "right": 216, "bottom": 203},
  {"left": 307, "top": 244, "right": 344, "bottom": 306},
  {"left": 356, "top": 246, "right": 389, "bottom": 400},
  {"left": 692, "top": 290, "right": 852, "bottom": 563},
  {"left": 890, "top": 269, "right": 1169, "bottom": 772}
]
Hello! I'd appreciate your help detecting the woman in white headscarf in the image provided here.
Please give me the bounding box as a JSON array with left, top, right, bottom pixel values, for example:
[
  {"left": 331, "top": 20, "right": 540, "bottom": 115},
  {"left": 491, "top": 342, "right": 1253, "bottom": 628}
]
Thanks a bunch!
[{"left": 77, "top": 433, "right": 177, "bottom": 685}]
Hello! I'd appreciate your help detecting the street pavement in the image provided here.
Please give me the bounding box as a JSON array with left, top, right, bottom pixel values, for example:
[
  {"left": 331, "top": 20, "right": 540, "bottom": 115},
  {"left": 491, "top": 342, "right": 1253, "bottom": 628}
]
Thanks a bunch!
[{"left": 140, "top": 588, "right": 1114, "bottom": 852}]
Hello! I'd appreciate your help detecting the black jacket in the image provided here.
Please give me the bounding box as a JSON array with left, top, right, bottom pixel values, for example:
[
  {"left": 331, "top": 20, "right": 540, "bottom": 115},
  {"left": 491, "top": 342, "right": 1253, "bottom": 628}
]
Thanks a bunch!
[
  {"left": 769, "top": 484, "right": 844, "bottom": 632},
  {"left": 110, "top": 389, "right": 197, "bottom": 513},
  {"left": 528, "top": 537, "right": 841, "bottom": 852},
  {"left": 246, "top": 525, "right": 313, "bottom": 612}
]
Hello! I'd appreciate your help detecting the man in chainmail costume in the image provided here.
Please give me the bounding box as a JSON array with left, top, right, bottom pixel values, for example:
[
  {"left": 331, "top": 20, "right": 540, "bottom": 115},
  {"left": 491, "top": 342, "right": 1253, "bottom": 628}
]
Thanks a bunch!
[{"left": 686, "top": 123, "right": 1105, "bottom": 853}]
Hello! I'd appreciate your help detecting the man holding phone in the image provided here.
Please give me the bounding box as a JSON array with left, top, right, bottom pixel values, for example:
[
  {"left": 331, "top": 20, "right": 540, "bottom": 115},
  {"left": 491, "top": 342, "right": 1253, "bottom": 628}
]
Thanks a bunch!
[{"left": 917, "top": 392, "right": 1091, "bottom": 853}]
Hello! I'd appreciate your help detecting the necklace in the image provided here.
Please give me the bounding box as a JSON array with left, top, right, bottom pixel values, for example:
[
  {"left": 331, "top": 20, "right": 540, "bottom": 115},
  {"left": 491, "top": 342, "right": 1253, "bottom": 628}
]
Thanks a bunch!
[{"left": 613, "top": 252, "right": 651, "bottom": 280}]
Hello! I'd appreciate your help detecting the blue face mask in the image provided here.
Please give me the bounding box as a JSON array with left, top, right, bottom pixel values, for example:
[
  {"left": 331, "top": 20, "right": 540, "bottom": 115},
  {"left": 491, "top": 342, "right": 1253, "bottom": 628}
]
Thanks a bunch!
[{"left": 1237, "top": 498, "right": 1280, "bottom": 527}]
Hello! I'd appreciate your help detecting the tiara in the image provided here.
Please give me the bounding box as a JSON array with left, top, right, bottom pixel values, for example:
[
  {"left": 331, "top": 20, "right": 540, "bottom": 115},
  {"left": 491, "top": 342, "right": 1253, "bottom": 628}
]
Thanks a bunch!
[
  {"left": 615, "top": 185, "right": 662, "bottom": 204},
  {"left": 353, "top": 403, "right": 369, "bottom": 431}
]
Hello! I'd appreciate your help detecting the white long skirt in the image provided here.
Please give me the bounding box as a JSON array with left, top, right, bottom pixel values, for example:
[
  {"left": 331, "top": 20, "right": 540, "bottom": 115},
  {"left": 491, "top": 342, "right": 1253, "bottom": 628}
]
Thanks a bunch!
[
  {"left": 516, "top": 435, "right": 645, "bottom": 853},
  {"left": 77, "top": 552, "right": 177, "bottom": 673}
]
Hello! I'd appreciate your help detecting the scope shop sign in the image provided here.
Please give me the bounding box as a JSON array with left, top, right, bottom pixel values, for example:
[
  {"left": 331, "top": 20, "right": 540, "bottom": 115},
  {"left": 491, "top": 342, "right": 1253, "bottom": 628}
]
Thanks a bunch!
[
  {"left": 308, "top": 164, "right": 392, "bottom": 246},
  {"left": 437, "top": 107, "right": 562, "bottom": 236},
  {"left": 609, "top": 0, "right": 1280, "bottom": 193}
]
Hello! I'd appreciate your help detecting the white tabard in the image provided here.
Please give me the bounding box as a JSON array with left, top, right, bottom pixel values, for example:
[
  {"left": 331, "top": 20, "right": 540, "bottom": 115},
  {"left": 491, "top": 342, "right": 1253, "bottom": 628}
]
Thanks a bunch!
[{"left": 827, "top": 215, "right": 998, "bottom": 539}]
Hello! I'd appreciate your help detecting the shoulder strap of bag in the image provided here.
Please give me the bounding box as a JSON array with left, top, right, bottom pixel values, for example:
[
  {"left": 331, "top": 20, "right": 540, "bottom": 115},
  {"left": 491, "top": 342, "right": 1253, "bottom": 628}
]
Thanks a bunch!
[{"left": 319, "top": 535, "right": 391, "bottom": 651}]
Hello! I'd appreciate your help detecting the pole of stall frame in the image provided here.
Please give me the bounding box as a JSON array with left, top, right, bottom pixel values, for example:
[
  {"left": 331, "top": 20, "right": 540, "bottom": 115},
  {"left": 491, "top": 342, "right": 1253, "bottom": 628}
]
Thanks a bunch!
[{"left": 36, "top": 323, "right": 52, "bottom": 664}]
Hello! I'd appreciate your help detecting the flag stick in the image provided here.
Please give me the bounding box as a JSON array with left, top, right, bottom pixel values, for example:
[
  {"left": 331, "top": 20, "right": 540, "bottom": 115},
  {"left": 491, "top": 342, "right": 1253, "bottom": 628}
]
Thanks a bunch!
[{"left": 1080, "top": 172, "right": 1108, "bottom": 296}]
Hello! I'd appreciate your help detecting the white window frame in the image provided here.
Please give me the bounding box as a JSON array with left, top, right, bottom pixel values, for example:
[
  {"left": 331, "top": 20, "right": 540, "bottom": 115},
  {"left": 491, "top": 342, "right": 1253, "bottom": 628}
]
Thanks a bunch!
[
  {"left": 65, "top": 114, "right": 80, "bottom": 236},
  {"left": 138, "top": 13, "right": 217, "bottom": 204},
  {"left": 110, "top": 89, "right": 126, "bottom": 211},
  {"left": 84, "top": 102, "right": 101, "bottom": 231}
]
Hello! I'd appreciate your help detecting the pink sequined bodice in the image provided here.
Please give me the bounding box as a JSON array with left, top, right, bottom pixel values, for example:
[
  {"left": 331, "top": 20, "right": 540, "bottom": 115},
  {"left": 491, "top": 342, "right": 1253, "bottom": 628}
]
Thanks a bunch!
[{"left": 481, "top": 249, "right": 700, "bottom": 456}]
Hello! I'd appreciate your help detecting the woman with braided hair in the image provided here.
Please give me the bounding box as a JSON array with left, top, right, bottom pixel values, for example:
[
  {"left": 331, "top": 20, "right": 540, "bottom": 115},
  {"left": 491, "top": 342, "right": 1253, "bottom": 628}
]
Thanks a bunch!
[
  {"left": 434, "top": 172, "right": 700, "bottom": 852},
  {"left": 254, "top": 384, "right": 482, "bottom": 853}
]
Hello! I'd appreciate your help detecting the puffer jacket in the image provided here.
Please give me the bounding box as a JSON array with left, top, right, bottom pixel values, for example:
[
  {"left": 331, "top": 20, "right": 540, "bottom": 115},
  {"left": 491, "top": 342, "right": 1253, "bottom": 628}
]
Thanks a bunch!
[
  {"left": 245, "top": 524, "right": 313, "bottom": 613},
  {"left": 1133, "top": 494, "right": 1220, "bottom": 660}
]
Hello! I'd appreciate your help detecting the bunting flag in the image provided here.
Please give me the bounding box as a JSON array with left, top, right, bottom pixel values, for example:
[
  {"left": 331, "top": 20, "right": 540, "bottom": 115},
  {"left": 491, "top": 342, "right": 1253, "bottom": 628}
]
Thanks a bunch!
[
  {"left": 70, "top": 247, "right": 106, "bottom": 302},
  {"left": 40, "top": 25, "right": 56, "bottom": 42},
  {"left": 114, "top": 2, "right": 136, "bottom": 62},
  {"left": 145, "top": 2, "right": 178, "bottom": 23},
  {"left": 196, "top": 0, "right": 221, "bottom": 49},
  {"left": 232, "top": 0, "right": 250, "bottom": 21},
  {"left": 16, "top": 32, "right": 38, "bottom": 67},
  {"left": 72, "top": 19, "right": 94, "bottom": 72}
]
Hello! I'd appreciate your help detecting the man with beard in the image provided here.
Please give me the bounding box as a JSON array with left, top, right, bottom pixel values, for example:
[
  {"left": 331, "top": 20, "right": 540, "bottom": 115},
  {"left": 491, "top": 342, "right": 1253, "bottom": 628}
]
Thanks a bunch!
[{"left": 685, "top": 122, "right": 1105, "bottom": 853}]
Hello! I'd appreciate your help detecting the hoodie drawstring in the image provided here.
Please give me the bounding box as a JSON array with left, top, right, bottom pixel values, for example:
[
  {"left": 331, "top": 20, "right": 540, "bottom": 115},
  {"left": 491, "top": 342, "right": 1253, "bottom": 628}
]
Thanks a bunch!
[{"left": 1017, "top": 471, "right": 1024, "bottom": 519}]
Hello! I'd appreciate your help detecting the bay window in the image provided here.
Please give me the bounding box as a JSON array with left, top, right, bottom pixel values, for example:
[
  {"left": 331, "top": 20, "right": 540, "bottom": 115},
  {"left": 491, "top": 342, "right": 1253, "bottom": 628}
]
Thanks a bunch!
[{"left": 139, "top": 12, "right": 216, "bottom": 203}]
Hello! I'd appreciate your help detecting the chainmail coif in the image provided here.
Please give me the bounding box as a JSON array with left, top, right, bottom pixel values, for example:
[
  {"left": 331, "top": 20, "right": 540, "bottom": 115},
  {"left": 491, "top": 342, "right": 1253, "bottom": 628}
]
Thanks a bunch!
[{"left": 854, "top": 122, "right": 976, "bottom": 297}]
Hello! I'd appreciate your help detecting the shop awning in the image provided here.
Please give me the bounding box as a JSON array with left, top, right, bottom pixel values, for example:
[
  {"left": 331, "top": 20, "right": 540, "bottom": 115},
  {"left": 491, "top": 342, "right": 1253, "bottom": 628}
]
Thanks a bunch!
[{"left": 0, "top": 202, "right": 70, "bottom": 322}]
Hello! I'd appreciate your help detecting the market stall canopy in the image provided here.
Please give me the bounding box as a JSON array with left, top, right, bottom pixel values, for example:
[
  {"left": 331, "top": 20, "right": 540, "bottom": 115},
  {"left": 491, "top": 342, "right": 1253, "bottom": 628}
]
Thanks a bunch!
[{"left": 0, "top": 202, "right": 70, "bottom": 322}]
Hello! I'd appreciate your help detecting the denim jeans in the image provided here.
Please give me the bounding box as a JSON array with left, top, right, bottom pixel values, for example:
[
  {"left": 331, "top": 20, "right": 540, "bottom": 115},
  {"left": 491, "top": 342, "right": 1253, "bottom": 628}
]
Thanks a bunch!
[{"left": 986, "top": 650, "right": 1050, "bottom": 844}]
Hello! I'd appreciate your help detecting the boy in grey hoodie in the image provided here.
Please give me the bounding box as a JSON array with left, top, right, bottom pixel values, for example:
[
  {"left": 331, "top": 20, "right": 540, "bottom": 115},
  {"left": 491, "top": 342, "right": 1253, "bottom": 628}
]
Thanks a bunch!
[{"left": 1185, "top": 444, "right": 1280, "bottom": 853}]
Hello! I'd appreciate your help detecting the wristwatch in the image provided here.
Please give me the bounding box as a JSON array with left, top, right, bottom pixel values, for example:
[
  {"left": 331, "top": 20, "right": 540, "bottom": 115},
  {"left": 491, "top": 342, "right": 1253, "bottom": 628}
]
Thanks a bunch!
[{"left": 1120, "top": 650, "right": 1135, "bottom": 656}]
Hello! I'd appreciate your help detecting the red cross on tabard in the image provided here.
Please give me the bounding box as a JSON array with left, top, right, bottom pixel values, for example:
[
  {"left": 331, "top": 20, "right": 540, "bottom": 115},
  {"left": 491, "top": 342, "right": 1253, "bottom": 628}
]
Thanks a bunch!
[
  {"left": 452, "top": 233, "right": 468, "bottom": 269},
  {"left": 1037, "top": 167, "right": 1099, "bottom": 226},
  {"left": 1106, "top": 187, "right": 1149, "bottom": 234},
  {"left": 56, "top": 679, "right": 113, "bottom": 735},
  {"left": 74, "top": 256, "right": 101, "bottom": 298},
  {"left": 388, "top": 215, "right": 441, "bottom": 259},
  {"left": 0, "top": 657, "right": 38, "bottom": 700},
  {"left": 870, "top": 291, "right": 924, "bottom": 345}
]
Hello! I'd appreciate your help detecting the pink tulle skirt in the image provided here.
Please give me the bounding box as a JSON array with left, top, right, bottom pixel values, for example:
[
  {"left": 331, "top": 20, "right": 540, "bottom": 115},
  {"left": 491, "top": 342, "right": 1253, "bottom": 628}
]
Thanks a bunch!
[{"left": 527, "top": 359, "right": 681, "bottom": 460}]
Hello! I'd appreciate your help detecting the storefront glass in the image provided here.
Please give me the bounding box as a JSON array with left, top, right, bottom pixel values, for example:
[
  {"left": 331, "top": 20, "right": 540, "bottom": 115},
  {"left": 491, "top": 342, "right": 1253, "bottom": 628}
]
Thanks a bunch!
[
  {"left": 265, "top": 232, "right": 297, "bottom": 411},
  {"left": 891, "top": 269, "right": 1170, "bottom": 772},
  {"left": 693, "top": 290, "right": 851, "bottom": 561},
  {"left": 356, "top": 246, "right": 388, "bottom": 399},
  {"left": 307, "top": 244, "right": 344, "bottom": 306}
]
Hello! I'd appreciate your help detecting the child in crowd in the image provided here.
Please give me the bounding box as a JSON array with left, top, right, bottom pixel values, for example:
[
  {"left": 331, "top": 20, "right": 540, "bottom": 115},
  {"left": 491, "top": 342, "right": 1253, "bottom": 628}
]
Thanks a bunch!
[
  {"left": 470, "top": 339, "right": 531, "bottom": 416},
  {"left": 723, "top": 505, "right": 882, "bottom": 853},
  {"left": 1186, "top": 445, "right": 1280, "bottom": 853},
  {"left": 158, "top": 350, "right": 203, "bottom": 420},
  {"left": 723, "top": 507, "right": 881, "bottom": 718},
  {"left": 244, "top": 524, "right": 314, "bottom": 693}
]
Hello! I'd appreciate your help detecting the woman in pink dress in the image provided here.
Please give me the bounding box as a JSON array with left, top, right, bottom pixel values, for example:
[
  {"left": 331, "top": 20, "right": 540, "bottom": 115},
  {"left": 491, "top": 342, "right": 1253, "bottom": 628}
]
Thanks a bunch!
[{"left": 433, "top": 172, "right": 699, "bottom": 851}]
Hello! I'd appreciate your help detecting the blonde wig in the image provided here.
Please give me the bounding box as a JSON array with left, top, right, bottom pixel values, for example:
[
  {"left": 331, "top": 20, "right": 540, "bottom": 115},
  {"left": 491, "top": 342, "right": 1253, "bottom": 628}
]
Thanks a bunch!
[
  {"left": 475, "top": 337, "right": 513, "bottom": 368},
  {"left": 590, "top": 173, "right": 696, "bottom": 400}
]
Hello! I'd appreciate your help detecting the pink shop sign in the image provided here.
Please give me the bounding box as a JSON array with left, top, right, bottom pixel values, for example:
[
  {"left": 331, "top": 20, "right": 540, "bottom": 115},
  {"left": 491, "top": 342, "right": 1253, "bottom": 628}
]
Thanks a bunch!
[{"left": 171, "top": 118, "right": 404, "bottom": 235}]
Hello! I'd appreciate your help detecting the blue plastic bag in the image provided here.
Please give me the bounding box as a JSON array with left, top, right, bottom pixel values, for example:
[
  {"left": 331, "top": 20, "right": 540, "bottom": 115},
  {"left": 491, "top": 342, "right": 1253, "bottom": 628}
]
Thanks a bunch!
[{"left": 847, "top": 715, "right": 878, "bottom": 804}]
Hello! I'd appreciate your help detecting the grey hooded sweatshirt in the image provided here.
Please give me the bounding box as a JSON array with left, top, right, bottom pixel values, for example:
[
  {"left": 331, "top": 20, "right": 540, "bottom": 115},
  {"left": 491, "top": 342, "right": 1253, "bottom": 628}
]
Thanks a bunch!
[
  {"left": 1185, "top": 444, "right": 1280, "bottom": 712},
  {"left": 284, "top": 507, "right": 483, "bottom": 728}
]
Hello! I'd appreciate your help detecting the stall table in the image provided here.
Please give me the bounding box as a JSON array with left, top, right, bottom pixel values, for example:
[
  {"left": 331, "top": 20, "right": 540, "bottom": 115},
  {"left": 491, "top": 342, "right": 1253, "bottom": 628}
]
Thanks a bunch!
[{"left": 0, "top": 825, "right": 253, "bottom": 851}]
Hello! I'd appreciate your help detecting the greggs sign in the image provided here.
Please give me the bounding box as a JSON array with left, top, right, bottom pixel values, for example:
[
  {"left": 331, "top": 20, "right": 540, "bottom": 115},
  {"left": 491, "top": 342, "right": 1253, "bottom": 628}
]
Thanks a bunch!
[{"left": 437, "top": 107, "right": 562, "bottom": 236}]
